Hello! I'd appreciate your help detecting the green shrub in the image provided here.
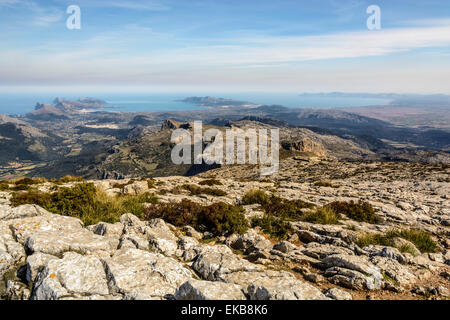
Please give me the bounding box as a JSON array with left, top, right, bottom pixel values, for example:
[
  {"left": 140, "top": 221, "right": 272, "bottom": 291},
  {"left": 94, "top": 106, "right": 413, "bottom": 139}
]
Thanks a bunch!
[
  {"left": 10, "top": 189, "right": 52, "bottom": 208},
  {"left": 144, "top": 199, "right": 248, "bottom": 236},
  {"left": 181, "top": 184, "right": 227, "bottom": 197},
  {"left": 356, "top": 233, "right": 393, "bottom": 248},
  {"left": 326, "top": 200, "right": 381, "bottom": 224},
  {"left": 242, "top": 189, "right": 269, "bottom": 205},
  {"left": 14, "top": 177, "right": 47, "bottom": 186},
  {"left": 10, "top": 183, "right": 158, "bottom": 225},
  {"left": 390, "top": 229, "right": 438, "bottom": 253},
  {"left": 196, "top": 202, "right": 248, "bottom": 236},
  {"left": 0, "top": 181, "right": 10, "bottom": 191},
  {"left": 356, "top": 229, "right": 438, "bottom": 253},
  {"left": 8, "top": 177, "right": 47, "bottom": 191},
  {"left": 199, "top": 179, "right": 223, "bottom": 186},
  {"left": 111, "top": 179, "right": 136, "bottom": 189},
  {"left": 51, "top": 175, "right": 84, "bottom": 184},
  {"left": 252, "top": 215, "right": 293, "bottom": 240},
  {"left": 300, "top": 207, "right": 341, "bottom": 225},
  {"left": 262, "top": 196, "right": 314, "bottom": 221}
]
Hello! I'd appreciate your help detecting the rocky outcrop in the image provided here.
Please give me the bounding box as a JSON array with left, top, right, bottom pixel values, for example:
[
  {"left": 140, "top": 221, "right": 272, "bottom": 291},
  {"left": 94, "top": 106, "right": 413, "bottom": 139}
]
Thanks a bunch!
[
  {"left": 103, "top": 248, "right": 193, "bottom": 300},
  {"left": 175, "top": 280, "right": 246, "bottom": 300},
  {"left": 1, "top": 167, "right": 449, "bottom": 300}
]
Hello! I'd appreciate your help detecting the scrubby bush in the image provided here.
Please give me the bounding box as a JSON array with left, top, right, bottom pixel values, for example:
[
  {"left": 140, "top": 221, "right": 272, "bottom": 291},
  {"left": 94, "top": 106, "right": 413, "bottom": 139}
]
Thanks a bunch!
[
  {"left": 0, "top": 181, "right": 10, "bottom": 191},
  {"left": 242, "top": 189, "right": 269, "bottom": 205},
  {"left": 10, "top": 189, "right": 52, "bottom": 208},
  {"left": 111, "top": 179, "right": 136, "bottom": 189},
  {"left": 300, "top": 207, "right": 341, "bottom": 225},
  {"left": 391, "top": 229, "right": 438, "bottom": 253},
  {"left": 181, "top": 184, "right": 227, "bottom": 197},
  {"left": 199, "top": 179, "right": 223, "bottom": 186},
  {"left": 8, "top": 177, "right": 47, "bottom": 191},
  {"left": 14, "top": 177, "right": 47, "bottom": 186},
  {"left": 252, "top": 215, "right": 293, "bottom": 240},
  {"left": 262, "top": 196, "right": 314, "bottom": 220},
  {"left": 356, "top": 229, "right": 438, "bottom": 253},
  {"left": 144, "top": 199, "right": 248, "bottom": 236},
  {"left": 196, "top": 202, "right": 248, "bottom": 235},
  {"left": 10, "top": 183, "right": 158, "bottom": 225},
  {"left": 326, "top": 200, "right": 381, "bottom": 224},
  {"left": 51, "top": 175, "right": 84, "bottom": 184}
]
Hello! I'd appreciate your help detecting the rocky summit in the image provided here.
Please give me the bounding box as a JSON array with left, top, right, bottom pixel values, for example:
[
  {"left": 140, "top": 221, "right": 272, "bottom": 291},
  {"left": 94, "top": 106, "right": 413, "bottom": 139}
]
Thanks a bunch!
[{"left": 0, "top": 160, "right": 448, "bottom": 301}]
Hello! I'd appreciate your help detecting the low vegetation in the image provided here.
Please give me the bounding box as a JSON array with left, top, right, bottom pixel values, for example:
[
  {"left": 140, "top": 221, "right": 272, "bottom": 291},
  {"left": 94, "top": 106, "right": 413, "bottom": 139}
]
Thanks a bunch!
[
  {"left": 300, "top": 207, "right": 341, "bottom": 225},
  {"left": 242, "top": 189, "right": 269, "bottom": 205},
  {"left": 181, "top": 184, "right": 227, "bottom": 197},
  {"left": 261, "top": 196, "right": 315, "bottom": 220},
  {"left": 50, "top": 175, "right": 84, "bottom": 184},
  {"left": 326, "top": 200, "right": 381, "bottom": 224},
  {"left": 357, "top": 229, "right": 438, "bottom": 254},
  {"left": 198, "top": 179, "right": 223, "bottom": 186},
  {"left": 10, "top": 183, "right": 158, "bottom": 225},
  {"left": 144, "top": 199, "right": 248, "bottom": 236},
  {"left": 252, "top": 215, "right": 293, "bottom": 240},
  {"left": 314, "top": 180, "right": 340, "bottom": 188},
  {"left": 0, "top": 181, "right": 9, "bottom": 191}
]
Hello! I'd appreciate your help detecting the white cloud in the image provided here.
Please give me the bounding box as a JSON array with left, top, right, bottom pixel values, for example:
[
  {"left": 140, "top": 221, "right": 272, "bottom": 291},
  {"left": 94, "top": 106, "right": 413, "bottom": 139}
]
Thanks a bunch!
[{"left": 1, "top": 22, "right": 450, "bottom": 92}]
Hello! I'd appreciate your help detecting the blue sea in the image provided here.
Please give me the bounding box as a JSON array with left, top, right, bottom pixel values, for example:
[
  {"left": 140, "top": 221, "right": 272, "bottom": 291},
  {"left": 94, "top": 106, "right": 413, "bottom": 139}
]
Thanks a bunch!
[{"left": 0, "top": 92, "right": 390, "bottom": 115}]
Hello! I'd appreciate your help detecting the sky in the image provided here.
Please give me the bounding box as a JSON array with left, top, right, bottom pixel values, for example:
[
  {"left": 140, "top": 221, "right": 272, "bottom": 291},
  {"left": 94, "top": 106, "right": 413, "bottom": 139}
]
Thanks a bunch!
[{"left": 1, "top": 0, "right": 450, "bottom": 93}]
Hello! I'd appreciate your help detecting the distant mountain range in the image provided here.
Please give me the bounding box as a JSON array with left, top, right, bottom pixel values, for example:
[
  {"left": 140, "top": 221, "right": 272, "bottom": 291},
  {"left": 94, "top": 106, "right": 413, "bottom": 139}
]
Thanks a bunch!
[
  {"left": 299, "top": 92, "right": 450, "bottom": 106},
  {"left": 0, "top": 95, "right": 448, "bottom": 179},
  {"left": 179, "top": 96, "right": 256, "bottom": 107}
]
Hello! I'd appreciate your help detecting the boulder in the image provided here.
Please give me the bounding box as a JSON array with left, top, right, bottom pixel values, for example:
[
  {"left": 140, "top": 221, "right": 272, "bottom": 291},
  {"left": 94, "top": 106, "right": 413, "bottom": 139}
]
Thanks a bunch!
[
  {"left": 324, "top": 267, "right": 379, "bottom": 290},
  {"left": 226, "top": 229, "right": 272, "bottom": 254},
  {"left": 10, "top": 213, "right": 116, "bottom": 256},
  {"left": 175, "top": 280, "right": 246, "bottom": 300},
  {"left": 273, "top": 241, "right": 297, "bottom": 254},
  {"left": 325, "top": 288, "right": 353, "bottom": 300},
  {"left": 301, "top": 243, "right": 354, "bottom": 260},
  {"left": 25, "top": 252, "right": 58, "bottom": 283},
  {"left": 103, "top": 248, "right": 193, "bottom": 299},
  {"left": 247, "top": 277, "right": 328, "bottom": 300},
  {"left": 122, "top": 181, "right": 149, "bottom": 195},
  {"left": 192, "top": 252, "right": 263, "bottom": 281},
  {"left": 31, "top": 252, "right": 109, "bottom": 300},
  {"left": 320, "top": 254, "right": 382, "bottom": 290},
  {"left": 87, "top": 222, "right": 124, "bottom": 238},
  {"left": 0, "top": 204, "right": 49, "bottom": 221},
  {"left": 182, "top": 226, "right": 203, "bottom": 240},
  {"left": 370, "top": 256, "right": 416, "bottom": 286}
]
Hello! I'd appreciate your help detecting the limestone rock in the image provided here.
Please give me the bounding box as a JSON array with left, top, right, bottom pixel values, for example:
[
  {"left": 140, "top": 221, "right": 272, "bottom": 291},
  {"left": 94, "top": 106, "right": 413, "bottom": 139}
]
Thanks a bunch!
[
  {"left": 226, "top": 229, "right": 272, "bottom": 254},
  {"left": 31, "top": 252, "right": 109, "bottom": 300},
  {"left": 182, "top": 226, "right": 203, "bottom": 240},
  {"left": 25, "top": 252, "right": 58, "bottom": 283},
  {"left": 247, "top": 277, "right": 328, "bottom": 300},
  {"left": 103, "top": 248, "right": 193, "bottom": 299},
  {"left": 175, "top": 280, "right": 246, "bottom": 300},
  {"left": 87, "top": 222, "right": 124, "bottom": 238},
  {"left": 0, "top": 204, "right": 49, "bottom": 221},
  {"left": 122, "top": 181, "right": 149, "bottom": 195},
  {"left": 273, "top": 241, "right": 297, "bottom": 253},
  {"left": 370, "top": 256, "right": 416, "bottom": 286},
  {"left": 192, "top": 252, "right": 263, "bottom": 281},
  {"left": 325, "top": 288, "right": 353, "bottom": 300},
  {"left": 321, "top": 254, "right": 382, "bottom": 290}
]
